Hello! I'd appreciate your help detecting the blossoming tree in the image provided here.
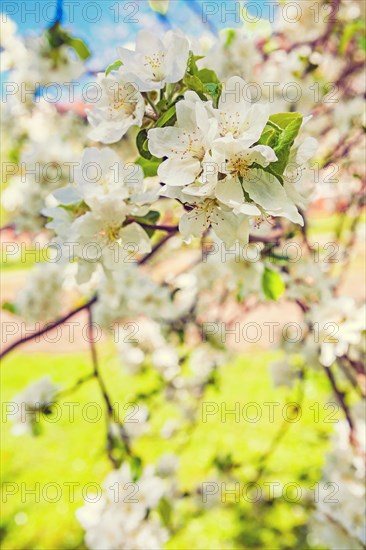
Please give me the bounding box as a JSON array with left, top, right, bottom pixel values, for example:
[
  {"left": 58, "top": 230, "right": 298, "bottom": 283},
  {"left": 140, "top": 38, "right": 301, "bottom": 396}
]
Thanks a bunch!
[{"left": 1, "top": 0, "right": 365, "bottom": 548}]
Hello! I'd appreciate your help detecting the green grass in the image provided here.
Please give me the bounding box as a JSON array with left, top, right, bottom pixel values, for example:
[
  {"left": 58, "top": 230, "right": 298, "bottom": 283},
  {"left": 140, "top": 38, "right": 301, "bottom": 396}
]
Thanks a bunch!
[{"left": 1, "top": 348, "right": 337, "bottom": 550}]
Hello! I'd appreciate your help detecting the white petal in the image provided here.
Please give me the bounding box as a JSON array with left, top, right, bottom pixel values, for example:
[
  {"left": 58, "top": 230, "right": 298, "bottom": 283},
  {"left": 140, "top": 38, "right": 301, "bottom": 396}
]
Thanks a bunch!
[
  {"left": 158, "top": 157, "right": 201, "bottom": 186},
  {"left": 244, "top": 169, "right": 303, "bottom": 225},
  {"left": 249, "top": 145, "right": 278, "bottom": 166},
  {"left": 211, "top": 208, "right": 238, "bottom": 248},
  {"left": 295, "top": 137, "right": 318, "bottom": 165},
  {"left": 215, "top": 175, "right": 244, "bottom": 206},
  {"left": 120, "top": 222, "right": 152, "bottom": 254},
  {"left": 179, "top": 209, "right": 207, "bottom": 241},
  {"left": 148, "top": 127, "right": 184, "bottom": 158}
]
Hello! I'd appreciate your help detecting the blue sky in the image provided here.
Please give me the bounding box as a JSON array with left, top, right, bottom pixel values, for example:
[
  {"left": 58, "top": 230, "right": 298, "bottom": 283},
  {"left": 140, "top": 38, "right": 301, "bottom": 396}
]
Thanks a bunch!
[{"left": 3, "top": 0, "right": 271, "bottom": 69}]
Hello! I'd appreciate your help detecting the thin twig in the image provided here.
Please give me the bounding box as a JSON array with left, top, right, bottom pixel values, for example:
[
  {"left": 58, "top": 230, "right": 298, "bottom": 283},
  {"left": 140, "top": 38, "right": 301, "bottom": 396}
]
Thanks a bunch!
[
  {"left": 0, "top": 296, "right": 98, "bottom": 361},
  {"left": 323, "top": 365, "right": 355, "bottom": 441},
  {"left": 139, "top": 233, "right": 174, "bottom": 265}
]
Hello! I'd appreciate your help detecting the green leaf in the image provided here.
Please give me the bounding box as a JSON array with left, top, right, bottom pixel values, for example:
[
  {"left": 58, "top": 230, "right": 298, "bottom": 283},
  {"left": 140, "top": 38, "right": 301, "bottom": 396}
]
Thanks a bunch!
[
  {"left": 183, "top": 73, "right": 206, "bottom": 99},
  {"left": 268, "top": 112, "right": 303, "bottom": 178},
  {"left": 156, "top": 105, "right": 177, "bottom": 128},
  {"left": 197, "top": 68, "right": 222, "bottom": 105},
  {"left": 197, "top": 68, "right": 220, "bottom": 85},
  {"left": 65, "top": 37, "right": 91, "bottom": 60},
  {"left": 359, "top": 35, "right": 366, "bottom": 52},
  {"left": 105, "top": 60, "right": 122, "bottom": 75},
  {"left": 269, "top": 112, "right": 302, "bottom": 130},
  {"left": 130, "top": 456, "right": 143, "bottom": 482},
  {"left": 339, "top": 20, "right": 365, "bottom": 54},
  {"left": 2, "top": 302, "right": 16, "bottom": 314},
  {"left": 158, "top": 497, "right": 173, "bottom": 528},
  {"left": 262, "top": 267, "right": 285, "bottom": 301},
  {"left": 187, "top": 51, "right": 202, "bottom": 75},
  {"left": 224, "top": 28, "right": 236, "bottom": 48},
  {"left": 136, "top": 156, "right": 162, "bottom": 177},
  {"left": 136, "top": 130, "right": 151, "bottom": 160},
  {"left": 183, "top": 70, "right": 222, "bottom": 105},
  {"left": 258, "top": 128, "right": 278, "bottom": 148}
]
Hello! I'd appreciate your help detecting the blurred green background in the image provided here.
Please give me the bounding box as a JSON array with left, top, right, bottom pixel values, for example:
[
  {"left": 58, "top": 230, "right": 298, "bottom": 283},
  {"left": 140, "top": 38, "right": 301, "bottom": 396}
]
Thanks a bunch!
[{"left": 1, "top": 347, "right": 335, "bottom": 550}]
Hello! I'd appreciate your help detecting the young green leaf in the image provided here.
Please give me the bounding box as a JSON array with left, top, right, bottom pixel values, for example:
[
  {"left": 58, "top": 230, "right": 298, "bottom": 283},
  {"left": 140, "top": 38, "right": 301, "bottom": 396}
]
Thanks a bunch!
[
  {"left": 136, "top": 130, "right": 152, "bottom": 160},
  {"left": 156, "top": 105, "right": 177, "bottom": 128},
  {"left": 268, "top": 112, "right": 303, "bottom": 178},
  {"left": 2, "top": 302, "right": 17, "bottom": 314},
  {"left": 136, "top": 157, "right": 162, "bottom": 177},
  {"left": 105, "top": 60, "right": 123, "bottom": 75},
  {"left": 262, "top": 267, "right": 285, "bottom": 300},
  {"left": 65, "top": 37, "right": 91, "bottom": 60}
]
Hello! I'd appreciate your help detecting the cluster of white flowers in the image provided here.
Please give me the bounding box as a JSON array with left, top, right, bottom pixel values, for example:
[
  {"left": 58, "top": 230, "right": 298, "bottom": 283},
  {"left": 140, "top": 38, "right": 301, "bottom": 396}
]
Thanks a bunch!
[
  {"left": 148, "top": 76, "right": 315, "bottom": 245},
  {"left": 3, "top": 11, "right": 365, "bottom": 550},
  {"left": 270, "top": 291, "right": 365, "bottom": 388},
  {"left": 116, "top": 318, "right": 180, "bottom": 381},
  {"left": 198, "top": 28, "right": 262, "bottom": 83},
  {"left": 93, "top": 263, "right": 175, "bottom": 326},
  {"left": 10, "top": 377, "right": 58, "bottom": 436},
  {"left": 87, "top": 30, "right": 190, "bottom": 143},
  {"left": 45, "top": 147, "right": 157, "bottom": 279},
  {"left": 310, "top": 401, "right": 366, "bottom": 550},
  {"left": 308, "top": 297, "right": 366, "bottom": 368},
  {"left": 0, "top": 16, "right": 84, "bottom": 96},
  {"left": 2, "top": 99, "right": 86, "bottom": 231},
  {"left": 76, "top": 462, "right": 169, "bottom": 550},
  {"left": 14, "top": 263, "right": 64, "bottom": 322}
]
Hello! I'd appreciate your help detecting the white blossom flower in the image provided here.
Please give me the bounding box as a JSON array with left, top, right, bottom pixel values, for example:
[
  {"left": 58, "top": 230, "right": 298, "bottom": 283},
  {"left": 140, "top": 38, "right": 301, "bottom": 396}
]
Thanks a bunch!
[
  {"left": 123, "top": 404, "right": 150, "bottom": 439},
  {"left": 76, "top": 462, "right": 168, "bottom": 550},
  {"left": 199, "top": 29, "right": 262, "bottom": 82},
  {"left": 45, "top": 147, "right": 154, "bottom": 275},
  {"left": 93, "top": 264, "right": 174, "bottom": 327},
  {"left": 310, "top": 402, "right": 366, "bottom": 550},
  {"left": 179, "top": 198, "right": 251, "bottom": 247},
  {"left": 213, "top": 76, "right": 269, "bottom": 145},
  {"left": 308, "top": 298, "right": 366, "bottom": 367},
  {"left": 283, "top": 136, "right": 318, "bottom": 210},
  {"left": 212, "top": 140, "right": 303, "bottom": 224},
  {"left": 117, "top": 30, "right": 189, "bottom": 91},
  {"left": 11, "top": 377, "right": 58, "bottom": 436},
  {"left": 87, "top": 73, "right": 145, "bottom": 144},
  {"left": 15, "top": 263, "right": 64, "bottom": 322},
  {"left": 148, "top": 91, "right": 217, "bottom": 186},
  {"left": 151, "top": 345, "right": 180, "bottom": 381}
]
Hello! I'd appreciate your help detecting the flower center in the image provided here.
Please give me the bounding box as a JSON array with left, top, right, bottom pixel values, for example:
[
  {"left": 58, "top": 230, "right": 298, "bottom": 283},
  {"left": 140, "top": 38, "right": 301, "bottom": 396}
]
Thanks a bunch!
[
  {"left": 172, "top": 131, "right": 205, "bottom": 160},
  {"left": 144, "top": 51, "right": 166, "bottom": 81},
  {"left": 219, "top": 111, "right": 240, "bottom": 136},
  {"left": 109, "top": 86, "right": 137, "bottom": 117},
  {"left": 99, "top": 225, "right": 120, "bottom": 242},
  {"left": 227, "top": 153, "right": 250, "bottom": 177}
]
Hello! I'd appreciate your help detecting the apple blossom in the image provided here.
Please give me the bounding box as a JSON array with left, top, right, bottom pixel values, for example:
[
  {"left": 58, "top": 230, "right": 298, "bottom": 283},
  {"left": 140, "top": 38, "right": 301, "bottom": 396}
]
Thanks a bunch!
[{"left": 117, "top": 30, "right": 189, "bottom": 91}]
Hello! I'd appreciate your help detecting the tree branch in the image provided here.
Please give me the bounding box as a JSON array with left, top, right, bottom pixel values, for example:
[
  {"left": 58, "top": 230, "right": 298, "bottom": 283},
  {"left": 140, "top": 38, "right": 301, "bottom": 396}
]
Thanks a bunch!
[
  {"left": 0, "top": 232, "right": 176, "bottom": 360},
  {"left": 0, "top": 296, "right": 97, "bottom": 361},
  {"left": 323, "top": 365, "right": 356, "bottom": 442}
]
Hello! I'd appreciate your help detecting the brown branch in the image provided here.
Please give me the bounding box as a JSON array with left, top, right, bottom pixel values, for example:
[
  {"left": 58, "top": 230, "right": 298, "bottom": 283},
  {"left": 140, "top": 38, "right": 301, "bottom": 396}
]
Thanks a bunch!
[
  {"left": 87, "top": 306, "right": 132, "bottom": 466},
  {"left": 0, "top": 229, "right": 177, "bottom": 360},
  {"left": 87, "top": 306, "right": 114, "bottom": 416},
  {"left": 137, "top": 222, "right": 179, "bottom": 233},
  {"left": 249, "top": 228, "right": 284, "bottom": 244},
  {"left": 0, "top": 296, "right": 98, "bottom": 361},
  {"left": 56, "top": 372, "right": 95, "bottom": 398},
  {"left": 139, "top": 233, "right": 174, "bottom": 265},
  {"left": 323, "top": 365, "right": 356, "bottom": 442},
  {"left": 0, "top": 225, "right": 295, "bottom": 361}
]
